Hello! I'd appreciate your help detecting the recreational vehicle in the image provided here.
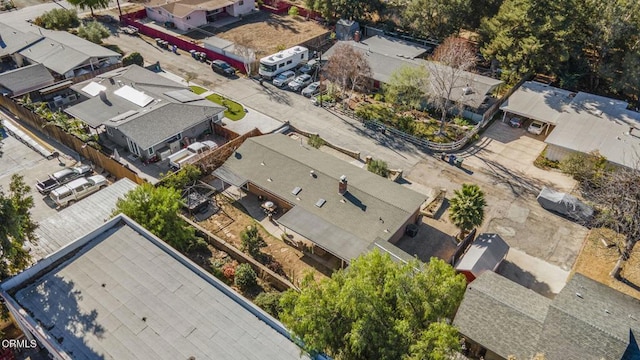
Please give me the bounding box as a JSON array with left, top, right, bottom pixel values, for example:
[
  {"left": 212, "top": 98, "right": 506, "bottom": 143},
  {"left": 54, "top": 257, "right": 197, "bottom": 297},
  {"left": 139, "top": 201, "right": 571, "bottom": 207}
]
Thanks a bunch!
[{"left": 259, "top": 46, "right": 309, "bottom": 79}]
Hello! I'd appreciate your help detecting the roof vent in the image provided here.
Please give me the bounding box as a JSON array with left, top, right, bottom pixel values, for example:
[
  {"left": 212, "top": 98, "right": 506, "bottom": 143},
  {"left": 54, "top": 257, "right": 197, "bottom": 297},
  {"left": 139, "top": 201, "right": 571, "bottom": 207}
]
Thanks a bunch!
[
  {"left": 462, "top": 86, "right": 473, "bottom": 95},
  {"left": 292, "top": 186, "right": 302, "bottom": 195},
  {"left": 576, "top": 292, "right": 583, "bottom": 299},
  {"left": 267, "top": 178, "right": 272, "bottom": 182},
  {"left": 310, "top": 170, "right": 316, "bottom": 178},
  {"left": 315, "top": 198, "right": 326, "bottom": 208}
]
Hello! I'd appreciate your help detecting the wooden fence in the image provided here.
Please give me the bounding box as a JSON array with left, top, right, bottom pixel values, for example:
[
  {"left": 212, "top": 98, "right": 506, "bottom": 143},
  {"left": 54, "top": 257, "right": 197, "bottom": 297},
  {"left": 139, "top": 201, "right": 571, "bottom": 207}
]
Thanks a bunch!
[
  {"left": 0, "top": 96, "right": 145, "bottom": 184},
  {"left": 183, "top": 216, "right": 297, "bottom": 291},
  {"left": 191, "top": 128, "right": 262, "bottom": 171},
  {"left": 449, "top": 228, "right": 477, "bottom": 266}
]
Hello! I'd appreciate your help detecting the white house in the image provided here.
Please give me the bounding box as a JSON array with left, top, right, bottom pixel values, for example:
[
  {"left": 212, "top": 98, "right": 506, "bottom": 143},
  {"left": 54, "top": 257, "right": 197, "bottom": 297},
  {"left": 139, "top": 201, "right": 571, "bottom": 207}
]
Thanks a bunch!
[{"left": 145, "top": 0, "right": 255, "bottom": 31}]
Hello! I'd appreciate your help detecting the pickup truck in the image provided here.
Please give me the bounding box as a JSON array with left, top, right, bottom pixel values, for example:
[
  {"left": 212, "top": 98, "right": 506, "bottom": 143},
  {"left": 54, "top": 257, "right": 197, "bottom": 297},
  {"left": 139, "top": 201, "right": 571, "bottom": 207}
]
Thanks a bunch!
[
  {"left": 168, "top": 141, "right": 217, "bottom": 169},
  {"left": 49, "top": 175, "right": 108, "bottom": 208},
  {"left": 36, "top": 165, "right": 92, "bottom": 194}
]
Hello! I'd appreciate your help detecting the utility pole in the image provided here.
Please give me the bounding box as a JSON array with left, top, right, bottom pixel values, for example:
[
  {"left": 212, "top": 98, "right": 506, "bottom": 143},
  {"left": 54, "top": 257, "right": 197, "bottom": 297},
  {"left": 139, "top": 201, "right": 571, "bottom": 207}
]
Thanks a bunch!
[{"left": 318, "top": 51, "right": 322, "bottom": 107}]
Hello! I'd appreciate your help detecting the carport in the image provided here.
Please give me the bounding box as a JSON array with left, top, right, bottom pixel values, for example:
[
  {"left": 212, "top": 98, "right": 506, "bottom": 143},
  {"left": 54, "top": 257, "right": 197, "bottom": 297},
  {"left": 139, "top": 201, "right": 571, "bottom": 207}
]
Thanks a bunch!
[{"left": 500, "top": 81, "right": 574, "bottom": 136}]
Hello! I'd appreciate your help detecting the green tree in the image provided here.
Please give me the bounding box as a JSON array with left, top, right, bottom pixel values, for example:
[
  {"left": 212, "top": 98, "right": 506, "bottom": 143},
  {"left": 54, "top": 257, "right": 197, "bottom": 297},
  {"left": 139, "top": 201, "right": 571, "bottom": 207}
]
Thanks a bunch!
[
  {"left": 367, "top": 159, "right": 389, "bottom": 178},
  {"left": 307, "top": 134, "right": 325, "bottom": 149},
  {"left": 304, "top": 0, "right": 384, "bottom": 21},
  {"left": 448, "top": 183, "right": 487, "bottom": 236},
  {"left": 479, "top": 0, "right": 575, "bottom": 83},
  {"left": 240, "top": 224, "right": 266, "bottom": 258},
  {"left": 383, "top": 65, "right": 429, "bottom": 109},
  {"left": 114, "top": 183, "right": 200, "bottom": 252},
  {"left": 402, "top": 0, "right": 471, "bottom": 40},
  {"left": 288, "top": 5, "right": 299, "bottom": 17},
  {"left": 77, "top": 20, "right": 110, "bottom": 44},
  {"left": 68, "top": 0, "right": 109, "bottom": 17},
  {"left": 123, "top": 52, "right": 144, "bottom": 67},
  {"left": 254, "top": 291, "right": 283, "bottom": 318},
  {"left": 0, "top": 174, "right": 37, "bottom": 280},
  {"left": 34, "top": 8, "right": 80, "bottom": 30},
  {"left": 159, "top": 164, "right": 202, "bottom": 190},
  {"left": 234, "top": 263, "right": 258, "bottom": 290},
  {"left": 559, "top": 151, "right": 610, "bottom": 187},
  {"left": 280, "top": 250, "right": 466, "bottom": 360}
]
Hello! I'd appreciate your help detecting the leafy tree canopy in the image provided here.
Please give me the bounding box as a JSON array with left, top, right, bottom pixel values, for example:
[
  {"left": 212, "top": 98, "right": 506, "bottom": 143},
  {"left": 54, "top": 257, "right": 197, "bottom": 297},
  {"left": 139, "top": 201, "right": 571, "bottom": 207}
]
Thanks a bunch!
[
  {"left": 0, "top": 174, "right": 37, "bottom": 280},
  {"left": 114, "top": 183, "right": 201, "bottom": 252},
  {"left": 77, "top": 20, "right": 110, "bottom": 44},
  {"left": 402, "top": 0, "right": 471, "bottom": 40},
  {"left": 123, "top": 52, "right": 144, "bottom": 67},
  {"left": 280, "top": 250, "right": 466, "bottom": 360},
  {"left": 367, "top": 159, "right": 389, "bottom": 178},
  {"left": 68, "top": 0, "right": 109, "bottom": 17},
  {"left": 304, "top": 0, "right": 384, "bottom": 22},
  {"left": 383, "top": 65, "right": 429, "bottom": 109},
  {"left": 34, "top": 8, "right": 80, "bottom": 30}
]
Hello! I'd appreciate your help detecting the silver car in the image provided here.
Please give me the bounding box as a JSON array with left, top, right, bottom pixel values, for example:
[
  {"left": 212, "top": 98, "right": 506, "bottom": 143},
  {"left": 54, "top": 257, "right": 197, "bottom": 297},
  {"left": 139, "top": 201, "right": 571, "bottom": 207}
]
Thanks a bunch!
[
  {"left": 302, "top": 81, "right": 321, "bottom": 97},
  {"left": 272, "top": 71, "right": 296, "bottom": 87},
  {"left": 288, "top": 74, "right": 312, "bottom": 92}
]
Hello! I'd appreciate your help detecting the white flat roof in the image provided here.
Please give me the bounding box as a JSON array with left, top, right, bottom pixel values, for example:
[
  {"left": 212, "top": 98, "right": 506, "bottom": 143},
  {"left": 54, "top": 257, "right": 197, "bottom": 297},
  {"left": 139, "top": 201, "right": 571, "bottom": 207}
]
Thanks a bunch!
[
  {"left": 80, "top": 81, "right": 107, "bottom": 97},
  {"left": 114, "top": 85, "right": 155, "bottom": 107},
  {"left": 500, "top": 81, "right": 575, "bottom": 124}
]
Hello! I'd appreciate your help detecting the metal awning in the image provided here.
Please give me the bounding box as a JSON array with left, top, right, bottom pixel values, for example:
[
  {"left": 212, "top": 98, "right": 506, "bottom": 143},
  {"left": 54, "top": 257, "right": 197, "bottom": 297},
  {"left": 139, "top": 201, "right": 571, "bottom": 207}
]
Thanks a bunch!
[
  {"left": 38, "top": 80, "right": 73, "bottom": 95},
  {"left": 212, "top": 165, "right": 247, "bottom": 187}
]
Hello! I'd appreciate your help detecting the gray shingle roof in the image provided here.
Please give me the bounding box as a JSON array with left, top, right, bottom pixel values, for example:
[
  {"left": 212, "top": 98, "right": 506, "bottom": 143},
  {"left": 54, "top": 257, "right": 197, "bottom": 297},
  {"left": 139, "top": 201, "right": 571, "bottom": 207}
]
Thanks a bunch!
[
  {"left": 539, "top": 273, "right": 640, "bottom": 360},
  {"left": 3, "top": 215, "right": 307, "bottom": 360},
  {"left": 0, "top": 63, "right": 54, "bottom": 97},
  {"left": 453, "top": 271, "right": 551, "bottom": 359},
  {"left": 216, "top": 134, "right": 426, "bottom": 261},
  {"left": 0, "top": 22, "right": 42, "bottom": 56},
  {"left": 115, "top": 102, "right": 223, "bottom": 149}
]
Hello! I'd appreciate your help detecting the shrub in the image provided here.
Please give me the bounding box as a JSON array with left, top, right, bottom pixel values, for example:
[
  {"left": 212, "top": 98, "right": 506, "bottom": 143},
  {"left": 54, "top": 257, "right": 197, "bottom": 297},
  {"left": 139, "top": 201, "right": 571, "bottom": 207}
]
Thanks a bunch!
[
  {"left": 254, "top": 291, "right": 283, "bottom": 318},
  {"left": 373, "top": 93, "right": 385, "bottom": 102},
  {"left": 240, "top": 224, "right": 266, "bottom": 258},
  {"left": 288, "top": 6, "right": 299, "bottom": 17},
  {"left": 223, "top": 264, "right": 236, "bottom": 281},
  {"left": 77, "top": 21, "right": 110, "bottom": 44},
  {"left": 159, "top": 164, "right": 202, "bottom": 189},
  {"left": 453, "top": 117, "right": 473, "bottom": 127},
  {"left": 367, "top": 159, "right": 389, "bottom": 178},
  {"left": 123, "top": 52, "right": 144, "bottom": 67},
  {"left": 559, "top": 150, "right": 610, "bottom": 186},
  {"left": 234, "top": 263, "right": 257, "bottom": 290},
  {"left": 34, "top": 8, "right": 79, "bottom": 30},
  {"left": 266, "top": 260, "right": 284, "bottom": 275},
  {"left": 307, "top": 134, "right": 325, "bottom": 149},
  {"left": 355, "top": 103, "right": 394, "bottom": 121}
]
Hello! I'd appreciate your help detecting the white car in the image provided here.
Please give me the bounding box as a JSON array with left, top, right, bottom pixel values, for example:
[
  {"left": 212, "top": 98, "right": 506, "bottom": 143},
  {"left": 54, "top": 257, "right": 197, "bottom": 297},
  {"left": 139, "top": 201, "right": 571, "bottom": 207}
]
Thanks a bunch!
[
  {"left": 527, "top": 120, "right": 547, "bottom": 135},
  {"left": 50, "top": 175, "right": 108, "bottom": 208},
  {"left": 288, "top": 74, "right": 312, "bottom": 91},
  {"left": 302, "top": 81, "right": 321, "bottom": 97},
  {"left": 272, "top": 71, "right": 296, "bottom": 87}
]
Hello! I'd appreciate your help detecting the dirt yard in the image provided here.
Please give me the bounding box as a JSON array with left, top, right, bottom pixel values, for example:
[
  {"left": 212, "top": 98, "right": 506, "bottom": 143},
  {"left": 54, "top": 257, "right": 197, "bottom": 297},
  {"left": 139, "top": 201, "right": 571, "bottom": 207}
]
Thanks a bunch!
[
  {"left": 197, "top": 194, "right": 330, "bottom": 286},
  {"left": 573, "top": 228, "right": 640, "bottom": 299},
  {"left": 196, "top": 12, "right": 329, "bottom": 57}
]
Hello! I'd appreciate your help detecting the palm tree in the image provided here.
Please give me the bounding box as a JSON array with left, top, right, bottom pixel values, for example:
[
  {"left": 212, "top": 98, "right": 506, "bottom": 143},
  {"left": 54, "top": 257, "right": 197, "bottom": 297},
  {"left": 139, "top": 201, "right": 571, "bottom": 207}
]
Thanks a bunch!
[{"left": 448, "top": 183, "right": 487, "bottom": 237}]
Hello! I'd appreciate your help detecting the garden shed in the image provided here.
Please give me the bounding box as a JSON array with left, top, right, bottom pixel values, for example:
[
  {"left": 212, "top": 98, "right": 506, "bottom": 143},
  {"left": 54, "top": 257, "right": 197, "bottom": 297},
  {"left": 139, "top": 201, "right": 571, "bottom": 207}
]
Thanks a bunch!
[{"left": 335, "top": 19, "right": 360, "bottom": 40}]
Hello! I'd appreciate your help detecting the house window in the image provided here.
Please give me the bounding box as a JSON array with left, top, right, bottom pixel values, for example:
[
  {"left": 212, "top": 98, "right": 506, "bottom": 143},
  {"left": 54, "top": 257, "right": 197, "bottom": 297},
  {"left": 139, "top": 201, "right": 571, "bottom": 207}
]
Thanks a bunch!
[
  {"left": 278, "top": 63, "right": 284, "bottom": 68},
  {"left": 286, "top": 60, "right": 292, "bottom": 65},
  {"left": 106, "top": 126, "right": 113, "bottom": 136},
  {"left": 148, "top": 147, "right": 155, "bottom": 156},
  {"left": 301, "top": 54, "right": 305, "bottom": 59},
  {"left": 186, "top": 16, "right": 191, "bottom": 20}
]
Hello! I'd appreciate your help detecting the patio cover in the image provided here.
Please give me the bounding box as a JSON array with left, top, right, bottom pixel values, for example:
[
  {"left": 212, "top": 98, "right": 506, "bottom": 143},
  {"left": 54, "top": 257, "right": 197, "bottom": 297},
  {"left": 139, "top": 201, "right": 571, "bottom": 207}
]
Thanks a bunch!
[
  {"left": 277, "top": 206, "right": 370, "bottom": 261},
  {"left": 212, "top": 165, "right": 247, "bottom": 188}
]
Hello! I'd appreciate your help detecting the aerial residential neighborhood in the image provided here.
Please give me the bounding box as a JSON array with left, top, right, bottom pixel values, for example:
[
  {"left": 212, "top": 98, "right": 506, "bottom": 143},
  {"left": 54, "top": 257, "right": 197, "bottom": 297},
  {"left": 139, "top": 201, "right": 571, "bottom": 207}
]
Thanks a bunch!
[{"left": 0, "top": 0, "right": 639, "bottom": 359}]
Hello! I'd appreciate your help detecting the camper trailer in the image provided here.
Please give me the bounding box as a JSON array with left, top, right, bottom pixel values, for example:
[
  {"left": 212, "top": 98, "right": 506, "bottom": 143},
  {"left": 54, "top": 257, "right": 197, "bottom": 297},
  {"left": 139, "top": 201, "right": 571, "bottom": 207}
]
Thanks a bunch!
[{"left": 259, "top": 46, "right": 309, "bottom": 79}]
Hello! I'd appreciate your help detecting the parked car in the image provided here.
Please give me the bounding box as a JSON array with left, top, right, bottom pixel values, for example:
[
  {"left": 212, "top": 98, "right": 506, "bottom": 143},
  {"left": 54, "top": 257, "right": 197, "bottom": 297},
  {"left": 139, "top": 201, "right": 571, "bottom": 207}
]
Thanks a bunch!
[
  {"left": 509, "top": 117, "right": 524, "bottom": 128},
  {"left": 168, "top": 141, "right": 218, "bottom": 169},
  {"left": 35, "top": 165, "right": 92, "bottom": 194},
  {"left": 288, "top": 74, "right": 312, "bottom": 92},
  {"left": 211, "top": 60, "right": 236, "bottom": 77},
  {"left": 302, "top": 81, "right": 321, "bottom": 97},
  {"left": 50, "top": 175, "right": 108, "bottom": 208},
  {"left": 527, "top": 120, "right": 547, "bottom": 135},
  {"left": 272, "top": 70, "right": 296, "bottom": 87},
  {"left": 536, "top": 187, "right": 594, "bottom": 223}
]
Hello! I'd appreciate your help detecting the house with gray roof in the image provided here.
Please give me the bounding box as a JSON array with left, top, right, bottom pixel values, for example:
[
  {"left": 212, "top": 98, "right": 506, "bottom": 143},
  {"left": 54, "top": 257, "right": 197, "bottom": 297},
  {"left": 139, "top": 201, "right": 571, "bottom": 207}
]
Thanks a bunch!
[
  {"left": 66, "top": 65, "right": 225, "bottom": 160},
  {"left": 454, "top": 271, "right": 640, "bottom": 360},
  {"left": 213, "top": 133, "right": 426, "bottom": 266},
  {"left": 323, "top": 35, "right": 503, "bottom": 122},
  {"left": 0, "top": 63, "right": 54, "bottom": 97},
  {"left": 1, "top": 214, "right": 308, "bottom": 360},
  {"left": 500, "top": 81, "right": 640, "bottom": 169}
]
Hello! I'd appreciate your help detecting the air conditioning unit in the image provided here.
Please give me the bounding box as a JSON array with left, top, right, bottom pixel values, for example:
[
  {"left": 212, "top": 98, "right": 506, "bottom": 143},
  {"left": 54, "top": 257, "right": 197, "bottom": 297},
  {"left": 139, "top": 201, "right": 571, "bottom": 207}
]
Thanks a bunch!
[
  {"left": 53, "top": 99, "right": 64, "bottom": 108},
  {"left": 67, "top": 94, "right": 78, "bottom": 102}
]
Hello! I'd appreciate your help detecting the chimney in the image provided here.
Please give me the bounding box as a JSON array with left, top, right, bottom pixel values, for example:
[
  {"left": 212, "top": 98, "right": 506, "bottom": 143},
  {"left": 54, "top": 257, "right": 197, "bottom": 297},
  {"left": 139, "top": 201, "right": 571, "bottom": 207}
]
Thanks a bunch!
[{"left": 338, "top": 175, "right": 347, "bottom": 195}]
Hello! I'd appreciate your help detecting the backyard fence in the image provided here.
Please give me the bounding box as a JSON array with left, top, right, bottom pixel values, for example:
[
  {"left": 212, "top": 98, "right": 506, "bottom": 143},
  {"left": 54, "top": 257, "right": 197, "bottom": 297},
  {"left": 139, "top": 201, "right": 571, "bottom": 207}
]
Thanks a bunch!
[
  {"left": 190, "top": 127, "right": 263, "bottom": 171},
  {"left": 182, "top": 216, "right": 297, "bottom": 291},
  {"left": 0, "top": 95, "right": 146, "bottom": 184},
  {"left": 449, "top": 228, "right": 477, "bottom": 266}
]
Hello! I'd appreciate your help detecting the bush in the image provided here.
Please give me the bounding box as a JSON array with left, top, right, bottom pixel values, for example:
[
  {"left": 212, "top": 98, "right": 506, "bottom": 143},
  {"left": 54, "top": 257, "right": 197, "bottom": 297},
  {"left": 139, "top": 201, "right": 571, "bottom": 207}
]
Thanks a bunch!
[
  {"left": 34, "top": 8, "right": 79, "bottom": 30},
  {"left": 453, "top": 117, "right": 473, "bottom": 127},
  {"left": 307, "top": 134, "right": 325, "bottom": 149},
  {"left": 240, "top": 224, "right": 266, "bottom": 258},
  {"left": 367, "top": 159, "right": 389, "bottom": 178},
  {"left": 223, "top": 264, "right": 236, "bottom": 281},
  {"left": 288, "top": 6, "right": 299, "bottom": 16},
  {"left": 77, "top": 21, "right": 110, "bottom": 44},
  {"left": 123, "top": 52, "right": 144, "bottom": 67},
  {"left": 254, "top": 291, "right": 283, "bottom": 318},
  {"left": 159, "top": 164, "right": 202, "bottom": 189},
  {"left": 560, "top": 151, "right": 610, "bottom": 186},
  {"left": 266, "top": 260, "right": 284, "bottom": 275},
  {"left": 373, "top": 93, "right": 385, "bottom": 102},
  {"left": 355, "top": 103, "right": 394, "bottom": 121},
  {"left": 235, "top": 263, "right": 257, "bottom": 290}
]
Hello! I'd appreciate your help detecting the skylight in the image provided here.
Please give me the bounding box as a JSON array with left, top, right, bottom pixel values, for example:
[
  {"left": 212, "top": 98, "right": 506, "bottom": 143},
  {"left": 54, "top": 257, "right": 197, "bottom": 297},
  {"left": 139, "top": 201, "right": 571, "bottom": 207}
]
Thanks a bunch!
[
  {"left": 292, "top": 187, "right": 302, "bottom": 195},
  {"left": 81, "top": 81, "right": 106, "bottom": 97},
  {"left": 114, "top": 85, "right": 154, "bottom": 107},
  {"left": 315, "top": 199, "right": 326, "bottom": 208}
]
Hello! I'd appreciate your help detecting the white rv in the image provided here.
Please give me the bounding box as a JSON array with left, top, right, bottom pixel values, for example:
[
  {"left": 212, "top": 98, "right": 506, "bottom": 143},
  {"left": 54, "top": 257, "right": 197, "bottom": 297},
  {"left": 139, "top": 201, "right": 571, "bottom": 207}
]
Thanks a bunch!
[{"left": 259, "top": 46, "right": 309, "bottom": 79}]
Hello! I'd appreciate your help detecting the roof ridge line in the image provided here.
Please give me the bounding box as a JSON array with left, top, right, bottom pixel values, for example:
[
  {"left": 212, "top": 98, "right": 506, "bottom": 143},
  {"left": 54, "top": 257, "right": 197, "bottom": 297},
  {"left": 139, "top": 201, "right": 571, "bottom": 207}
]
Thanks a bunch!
[{"left": 251, "top": 138, "right": 415, "bottom": 214}]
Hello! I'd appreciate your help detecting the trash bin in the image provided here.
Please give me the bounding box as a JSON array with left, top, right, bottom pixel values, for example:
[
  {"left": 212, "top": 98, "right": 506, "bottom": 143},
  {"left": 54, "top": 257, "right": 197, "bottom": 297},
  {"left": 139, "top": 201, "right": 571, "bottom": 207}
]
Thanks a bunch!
[{"left": 449, "top": 154, "right": 457, "bottom": 165}]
